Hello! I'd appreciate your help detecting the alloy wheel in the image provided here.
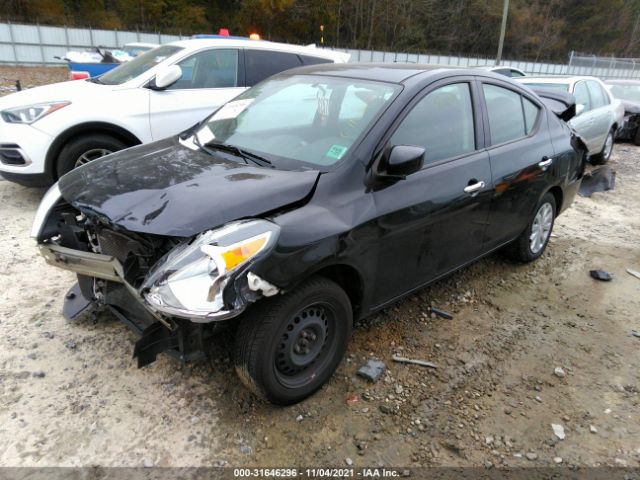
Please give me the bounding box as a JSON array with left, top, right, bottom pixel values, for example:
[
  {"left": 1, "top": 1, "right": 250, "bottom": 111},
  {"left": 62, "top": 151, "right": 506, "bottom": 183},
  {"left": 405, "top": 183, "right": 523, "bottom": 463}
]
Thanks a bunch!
[
  {"left": 529, "top": 202, "right": 553, "bottom": 254},
  {"left": 74, "top": 148, "right": 113, "bottom": 168},
  {"left": 603, "top": 132, "right": 613, "bottom": 160}
]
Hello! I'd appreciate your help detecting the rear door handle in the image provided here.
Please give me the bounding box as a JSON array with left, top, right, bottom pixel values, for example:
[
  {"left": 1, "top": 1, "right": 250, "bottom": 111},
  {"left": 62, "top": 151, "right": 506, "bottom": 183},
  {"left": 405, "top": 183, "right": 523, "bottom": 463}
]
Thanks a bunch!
[
  {"left": 464, "top": 181, "right": 485, "bottom": 194},
  {"left": 538, "top": 157, "right": 553, "bottom": 170}
]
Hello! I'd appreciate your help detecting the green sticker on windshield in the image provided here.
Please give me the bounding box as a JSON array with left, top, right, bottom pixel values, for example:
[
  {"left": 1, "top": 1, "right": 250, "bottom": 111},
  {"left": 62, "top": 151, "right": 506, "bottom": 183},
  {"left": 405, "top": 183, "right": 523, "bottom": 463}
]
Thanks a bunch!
[{"left": 326, "top": 144, "right": 348, "bottom": 160}]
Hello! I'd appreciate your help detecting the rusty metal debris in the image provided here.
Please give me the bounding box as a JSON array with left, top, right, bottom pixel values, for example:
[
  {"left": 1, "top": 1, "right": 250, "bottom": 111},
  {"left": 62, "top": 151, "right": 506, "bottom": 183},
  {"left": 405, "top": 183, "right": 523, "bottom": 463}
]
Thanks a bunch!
[
  {"left": 392, "top": 354, "right": 437, "bottom": 369},
  {"left": 627, "top": 268, "right": 640, "bottom": 280},
  {"left": 430, "top": 306, "right": 453, "bottom": 320}
]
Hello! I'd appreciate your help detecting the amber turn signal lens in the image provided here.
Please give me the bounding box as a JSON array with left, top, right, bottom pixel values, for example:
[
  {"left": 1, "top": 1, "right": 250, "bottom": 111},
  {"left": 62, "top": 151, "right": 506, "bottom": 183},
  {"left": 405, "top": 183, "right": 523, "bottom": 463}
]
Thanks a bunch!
[{"left": 221, "top": 236, "right": 268, "bottom": 270}]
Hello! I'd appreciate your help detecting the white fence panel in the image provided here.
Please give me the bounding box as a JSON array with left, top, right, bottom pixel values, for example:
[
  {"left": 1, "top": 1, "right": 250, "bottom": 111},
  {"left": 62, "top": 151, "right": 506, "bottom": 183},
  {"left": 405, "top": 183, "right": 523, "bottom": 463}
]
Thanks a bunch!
[
  {"left": 2, "top": 21, "right": 640, "bottom": 79},
  {"left": 66, "top": 27, "right": 91, "bottom": 47}
]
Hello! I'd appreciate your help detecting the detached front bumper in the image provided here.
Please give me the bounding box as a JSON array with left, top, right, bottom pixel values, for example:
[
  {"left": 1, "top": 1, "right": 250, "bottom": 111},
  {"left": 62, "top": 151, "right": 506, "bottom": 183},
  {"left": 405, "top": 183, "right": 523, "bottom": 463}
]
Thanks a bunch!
[{"left": 38, "top": 242, "right": 245, "bottom": 323}]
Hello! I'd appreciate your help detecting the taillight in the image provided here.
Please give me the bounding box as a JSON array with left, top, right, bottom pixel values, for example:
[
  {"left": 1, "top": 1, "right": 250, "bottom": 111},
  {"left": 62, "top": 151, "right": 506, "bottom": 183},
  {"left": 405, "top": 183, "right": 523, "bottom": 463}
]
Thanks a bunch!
[{"left": 70, "top": 71, "right": 90, "bottom": 81}]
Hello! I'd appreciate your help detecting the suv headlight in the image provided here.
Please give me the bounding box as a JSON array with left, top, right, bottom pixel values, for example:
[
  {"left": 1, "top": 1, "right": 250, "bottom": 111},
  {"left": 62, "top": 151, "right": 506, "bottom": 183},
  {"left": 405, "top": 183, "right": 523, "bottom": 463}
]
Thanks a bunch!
[
  {"left": 142, "top": 220, "right": 280, "bottom": 320},
  {"left": 1, "top": 101, "right": 71, "bottom": 124}
]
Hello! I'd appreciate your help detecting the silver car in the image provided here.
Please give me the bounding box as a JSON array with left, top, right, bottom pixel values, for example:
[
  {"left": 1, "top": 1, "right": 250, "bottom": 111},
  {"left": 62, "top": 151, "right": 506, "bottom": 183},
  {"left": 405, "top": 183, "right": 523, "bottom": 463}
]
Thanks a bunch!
[{"left": 517, "top": 76, "right": 623, "bottom": 164}]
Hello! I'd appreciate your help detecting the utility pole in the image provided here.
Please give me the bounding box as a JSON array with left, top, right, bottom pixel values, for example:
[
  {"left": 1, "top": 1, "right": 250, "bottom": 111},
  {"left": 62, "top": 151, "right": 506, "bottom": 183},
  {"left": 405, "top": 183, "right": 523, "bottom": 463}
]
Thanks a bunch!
[{"left": 496, "top": 0, "right": 509, "bottom": 65}]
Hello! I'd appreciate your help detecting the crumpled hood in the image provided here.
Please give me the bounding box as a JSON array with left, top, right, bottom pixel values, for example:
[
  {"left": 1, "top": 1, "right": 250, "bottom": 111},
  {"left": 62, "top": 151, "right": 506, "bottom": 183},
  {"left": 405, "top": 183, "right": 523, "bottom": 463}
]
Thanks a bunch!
[
  {"left": 58, "top": 137, "right": 320, "bottom": 237},
  {"left": 623, "top": 100, "right": 640, "bottom": 115},
  {"left": 0, "top": 79, "right": 104, "bottom": 110}
]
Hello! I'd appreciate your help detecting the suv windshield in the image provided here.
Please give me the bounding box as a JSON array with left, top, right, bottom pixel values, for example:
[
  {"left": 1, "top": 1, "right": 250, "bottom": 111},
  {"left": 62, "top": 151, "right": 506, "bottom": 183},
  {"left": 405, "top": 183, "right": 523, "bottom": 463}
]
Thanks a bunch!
[
  {"left": 99, "top": 45, "right": 183, "bottom": 85},
  {"left": 196, "top": 74, "right": 400, "bottom": 170}
]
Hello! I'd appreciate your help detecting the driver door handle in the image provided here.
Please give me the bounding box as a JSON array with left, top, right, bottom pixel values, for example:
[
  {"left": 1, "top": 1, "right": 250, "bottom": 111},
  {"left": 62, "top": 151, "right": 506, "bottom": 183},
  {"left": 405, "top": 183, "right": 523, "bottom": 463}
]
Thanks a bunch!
[{"left": 464, "top": 181, "right": 485, "bottom": 194}]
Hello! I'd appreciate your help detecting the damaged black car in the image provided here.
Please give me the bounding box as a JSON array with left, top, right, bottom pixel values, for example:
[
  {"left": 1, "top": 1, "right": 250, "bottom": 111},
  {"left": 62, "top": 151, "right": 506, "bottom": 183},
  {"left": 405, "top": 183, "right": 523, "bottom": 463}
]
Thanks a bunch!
[
  {"left": 32, "top": 64, "right": 586, "bottom": 405},
  {"left": 606, "top": 79, "right": 640, "bottom": 144}
]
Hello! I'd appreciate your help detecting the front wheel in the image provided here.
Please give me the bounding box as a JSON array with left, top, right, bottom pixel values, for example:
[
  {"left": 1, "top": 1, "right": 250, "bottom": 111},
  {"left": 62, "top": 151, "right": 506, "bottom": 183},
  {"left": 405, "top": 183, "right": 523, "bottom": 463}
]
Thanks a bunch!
[
  {"left": 56, "top": 134, "right": 127, "bottom": 178},
  {"left": 590, "top": 129, "right": 614, "bottom": 165},
  {"left": 503, "top": 193, "right": 556, "bottom": 263},
  {"left": 234, "top": 276, "right": 352, "bottom": 405}
]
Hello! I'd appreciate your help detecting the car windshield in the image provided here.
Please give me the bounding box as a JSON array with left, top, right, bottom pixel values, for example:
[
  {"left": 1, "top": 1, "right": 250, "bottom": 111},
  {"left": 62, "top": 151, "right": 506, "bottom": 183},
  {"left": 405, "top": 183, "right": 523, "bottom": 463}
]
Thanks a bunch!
[
  {"left": 195, "top": 74, "right": 400, "bottom": 170},
  {"left": 98, "top": 45, "right": 183, "bottom": 85},
  {"left": 609, "top": 84, "right": 640, "bottom": 102},
  {"left": 522, "top": 82, "right": 570, "bottom": 92}
]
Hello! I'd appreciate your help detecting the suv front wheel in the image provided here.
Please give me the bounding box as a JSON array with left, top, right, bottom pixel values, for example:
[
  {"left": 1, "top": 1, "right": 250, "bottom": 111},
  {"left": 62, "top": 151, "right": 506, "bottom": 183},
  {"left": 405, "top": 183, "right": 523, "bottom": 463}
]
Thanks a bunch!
[
  {"left": 234, "top": 276, "right": 352, "bottom": 405},
  {"left": 56, "top": 134, "right": 127, "bottom": 178}
]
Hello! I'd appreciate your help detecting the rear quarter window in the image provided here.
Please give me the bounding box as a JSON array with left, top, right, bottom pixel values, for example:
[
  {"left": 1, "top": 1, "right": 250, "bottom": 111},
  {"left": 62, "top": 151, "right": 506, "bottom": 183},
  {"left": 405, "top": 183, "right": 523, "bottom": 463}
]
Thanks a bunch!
[
  {"left": 245, "top": 50, "right": 303, "bottom": 86},
  {"left": 299, "top": 55, "right": 333, "bottom": 66},
  {"left": 523, "top": 97, "right": 540, "bottom": 134}
]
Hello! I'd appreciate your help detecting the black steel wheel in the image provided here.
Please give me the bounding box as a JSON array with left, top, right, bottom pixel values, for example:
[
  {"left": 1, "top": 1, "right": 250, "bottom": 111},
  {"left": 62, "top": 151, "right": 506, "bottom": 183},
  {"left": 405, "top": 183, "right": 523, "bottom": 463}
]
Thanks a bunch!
[{"left": 234, "top": 276, "right": 352, "bottom": 405}]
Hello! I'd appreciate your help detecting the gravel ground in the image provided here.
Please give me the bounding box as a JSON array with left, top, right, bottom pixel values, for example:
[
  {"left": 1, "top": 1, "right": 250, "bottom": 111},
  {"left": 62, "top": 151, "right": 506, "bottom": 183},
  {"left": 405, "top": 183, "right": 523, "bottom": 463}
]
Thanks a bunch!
[
  {"left": 0, "top": 66, "right": 639, "bottom": 468},
  {"left": 0, "top": 66, "right": 68, "bottom": 97}
]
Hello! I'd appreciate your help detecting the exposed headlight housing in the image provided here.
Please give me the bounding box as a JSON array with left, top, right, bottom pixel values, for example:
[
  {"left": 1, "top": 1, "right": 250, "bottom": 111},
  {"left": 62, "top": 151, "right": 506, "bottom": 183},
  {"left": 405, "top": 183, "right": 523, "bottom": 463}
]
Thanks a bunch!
[
  {"left": 142, "top": 220, "right": 280, "bottom": 321},
  {"left": 1, "top": 101, "right": 71, "bottom": 124}
]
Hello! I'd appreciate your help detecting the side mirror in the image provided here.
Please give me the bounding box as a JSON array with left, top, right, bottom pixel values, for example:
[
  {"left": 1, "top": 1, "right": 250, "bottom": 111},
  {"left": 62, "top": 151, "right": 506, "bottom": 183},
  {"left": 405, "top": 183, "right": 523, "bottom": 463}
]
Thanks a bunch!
[
  {"left": 151, "top": 65, "right": 182, "bottom": 90},
  {"left": 575, "top": 103, "right": 585, "bottom": 116},
  {"left": 379, "top": 145, "right": 424, "bottom": 179}
]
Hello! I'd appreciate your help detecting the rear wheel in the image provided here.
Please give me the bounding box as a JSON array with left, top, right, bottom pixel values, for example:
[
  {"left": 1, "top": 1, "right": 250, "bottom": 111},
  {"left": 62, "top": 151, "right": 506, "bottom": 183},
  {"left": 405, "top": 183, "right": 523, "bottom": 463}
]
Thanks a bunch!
[
  {"left": 234, "top": 276, "right": 352, "bottom": 405},
  {"left": 590, "top": 129, "right": 614, "bottom": 165},
  {"left": 633, "top": 127, "right": 640, "bottom": 146},
  {"left": 56, "top": 134, "right": 127, "bottom": 178},
  {"left": 504, "top": 193, "right": 556, "bottom": 263}
]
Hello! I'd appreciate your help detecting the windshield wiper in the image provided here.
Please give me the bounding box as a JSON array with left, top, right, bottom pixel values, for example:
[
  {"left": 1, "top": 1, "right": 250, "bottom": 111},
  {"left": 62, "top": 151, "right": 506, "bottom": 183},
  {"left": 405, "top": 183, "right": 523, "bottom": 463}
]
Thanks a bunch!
[{"left": 204, "top": 141, "right": 273, "bottom": 167}]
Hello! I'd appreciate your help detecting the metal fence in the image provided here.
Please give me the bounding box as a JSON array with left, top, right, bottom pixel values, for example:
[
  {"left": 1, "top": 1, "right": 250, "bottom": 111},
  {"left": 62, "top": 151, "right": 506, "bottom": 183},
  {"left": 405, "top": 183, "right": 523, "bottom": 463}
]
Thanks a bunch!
[
  {"left": 568, "top": 51, "right": 640, "bottom": 78},
  {"left": 2, "top": 20, "right": 640, "bottom": 80},
  {"left": 0, "top": 21, "right": 185, "bottom": 65},
  {"left": 329, "top": 48, "right": 640, "bottom": 79}
]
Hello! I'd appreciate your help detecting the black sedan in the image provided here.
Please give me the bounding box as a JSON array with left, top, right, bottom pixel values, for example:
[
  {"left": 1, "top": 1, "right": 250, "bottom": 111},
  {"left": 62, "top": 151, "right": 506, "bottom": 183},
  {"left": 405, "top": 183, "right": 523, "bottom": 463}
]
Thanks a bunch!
[{"left": 32, "top": 64, "right": 586, "bottom": 404}]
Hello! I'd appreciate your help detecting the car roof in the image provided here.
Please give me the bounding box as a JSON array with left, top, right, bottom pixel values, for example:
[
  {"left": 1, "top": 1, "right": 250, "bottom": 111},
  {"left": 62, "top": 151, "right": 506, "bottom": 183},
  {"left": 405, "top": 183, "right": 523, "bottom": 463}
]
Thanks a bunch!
[
  {"left": 605, "top": 79, "right": 640, "bottom": 85},
  {"left": 518, "top": 75, "right": 601, "bottom": 84},
  {"left": 166, "top": 38, "right": 348, "bottom": 61},
  {"left": 123, "top": 42, "right": 158, "bottom": 48},
  {"left": 281, "top": 63, "right": 516, "bottom": 84}
]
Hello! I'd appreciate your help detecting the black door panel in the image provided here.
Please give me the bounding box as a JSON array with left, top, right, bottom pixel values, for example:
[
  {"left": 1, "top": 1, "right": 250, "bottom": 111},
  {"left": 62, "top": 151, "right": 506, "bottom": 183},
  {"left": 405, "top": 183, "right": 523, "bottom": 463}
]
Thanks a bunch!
[
  {"left": 370, "top": 151, "right": 492, "bottom": 305},
  {"left": 479, "top": 81, "right": 556, "bottom": 249}
]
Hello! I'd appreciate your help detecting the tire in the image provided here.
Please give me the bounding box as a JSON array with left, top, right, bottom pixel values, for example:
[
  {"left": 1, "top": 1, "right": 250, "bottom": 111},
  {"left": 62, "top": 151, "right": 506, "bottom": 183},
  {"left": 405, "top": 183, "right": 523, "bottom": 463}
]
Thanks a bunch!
[
  {"left": 56, "top": 134, "right": 127, "bottom": 178},
  {"left": 590, "top": 128, "right": 614, "bottom": 165},
  {"left": 633, "top": 127, "right": 640, "bottom": 146},
  {"left": 503, "top": 192, "right": 556, "bottom": 263},
  {"left": 234, "top": 276, "right": 352, "bottom": 405}
]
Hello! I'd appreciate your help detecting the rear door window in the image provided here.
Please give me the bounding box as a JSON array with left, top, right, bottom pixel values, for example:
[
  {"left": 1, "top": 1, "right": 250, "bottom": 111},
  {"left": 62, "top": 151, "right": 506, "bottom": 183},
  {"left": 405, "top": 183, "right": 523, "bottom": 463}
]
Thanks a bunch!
[
  {"left": 483, "top": 84, "right": 526, "bottom": 145},
  {"left": 587, "top": 81, "right": 608, "bottom": 108},
  {"left": 245, "top": 50, "right": 303, "bottom": 86}
]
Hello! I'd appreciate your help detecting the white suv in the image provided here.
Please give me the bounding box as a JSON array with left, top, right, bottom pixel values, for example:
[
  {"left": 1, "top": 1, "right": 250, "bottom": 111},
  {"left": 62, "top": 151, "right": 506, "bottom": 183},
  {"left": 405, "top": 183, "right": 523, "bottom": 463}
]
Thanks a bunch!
[{"left": 0, "top": 38, "right": 348, "bottom": 186}]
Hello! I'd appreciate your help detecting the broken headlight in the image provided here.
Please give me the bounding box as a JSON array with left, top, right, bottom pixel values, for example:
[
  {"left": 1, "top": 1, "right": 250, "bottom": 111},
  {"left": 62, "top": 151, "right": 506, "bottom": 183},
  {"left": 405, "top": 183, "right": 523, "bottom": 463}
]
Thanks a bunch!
[{"left": 142, "top": 220, "right": 280, "bottom": 321}]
